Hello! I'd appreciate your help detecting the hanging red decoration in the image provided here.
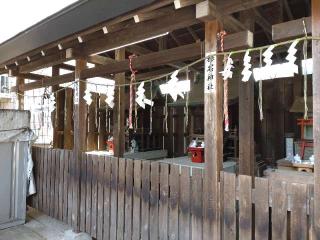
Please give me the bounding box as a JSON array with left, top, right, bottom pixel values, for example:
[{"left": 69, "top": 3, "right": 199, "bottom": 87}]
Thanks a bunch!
[
  {"left": 218, "top": 30, "right": 229, "bottom": 132},
  {"left": 129, "top": 54, "right": 138, "bottom": 129}
]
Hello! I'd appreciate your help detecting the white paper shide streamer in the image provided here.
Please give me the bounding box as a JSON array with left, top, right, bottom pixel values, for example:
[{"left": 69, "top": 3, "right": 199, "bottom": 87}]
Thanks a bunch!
[
  {"left": 136, "top": 82, "right": 154, "bottom": 109},
  {"left": 83, "top": 89, "right": 93, "bottom": 105},
  {"left": 220, "top": 54, "right": 234, "bottom": 80},
  {"left": 241, "top": 50, "right": 252, "bottom": 82},
  {"left": 159, "top": 70, "right": 190, "bottom": 101},
  {"left": 253, "top": 41, "right": 299, "bottom": 81},
  {"left": 105, "top": 85, "right": 115, "bottom": 109},
  {"left": 49, "top": 93, "right": 56, "bottom": 112}
]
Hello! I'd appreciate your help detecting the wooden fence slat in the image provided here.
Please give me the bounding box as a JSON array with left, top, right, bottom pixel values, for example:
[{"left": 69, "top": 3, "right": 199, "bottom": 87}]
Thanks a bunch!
[
  {"left": 169, "top": 164, "right": 179, "bottom": 240},
  {"left": 49, "top": 149, "right": 55, "bottom": 217},
  {"left": 58, "top": 149, "right": 64, "bottom": 221},
  {"left": 191, "top": 168, "right": 203, "bottom": 240},
  {"left": 159, "top": 164, "right": 169, "bottom": 240},
  {"left": 54, "top": 149, "right": 60, "bottom": 219},
  {"left": 117, "top": 158, "right": 126, "bottom": 240},
  {"left": 141, "top": 161, "right": 151, "bottom": 240},
  {"left": 254, "top": 177, "right": 269, "bottom": 240},
  {"left": 44, "top": 148, "right": 49, "bottom": 215},
  {"left": 290, "top": 183, "right": 308, "bottom": 240},
  {"left": 271, "top": 180, "right": 287, "bottom": 240},
  {"left": 91, "top": 154, "right": 99, "bottom": 238},
  {"left": 132, "top": 160, "right": 142, "bottom": 240},
  {"left": 85, "top": 154, "right": 93, "bottom": 233},
  {"left": 103, "top": 157, "right": 111, "bottom": 240},
  {"left": 150, "top": 162, "right": 160, "bottom": 240},
  {"left": 38, "top": 148, "right": 43, "bottom": 211},
  {"left": 110, "top": 157, "right": 119, "bottom": 240},
  {"left": 97, "top": 156, "right": 105, "bottom": 240},
  {"left": 68, "top": 151, "right": 74, "bottom": 226},
  {"left": 222, "top": 172, "right": 236, "bottom": 240},
  {"left": 124, "top": 159, "right": 134, "bottom": 240},
  {"left": 50, "top": 149, "right": 56, "bottom": 217},
  {"left": 63, "top": 150, "right": 70, "bottom": 223},
  {"left": 239, "top": 174, "right": 252, "bottom": 240},
  {"left": 80, "top": 153, "right": 87, "bottom": 232},
  {"left": 179, "top": 166, "right": 191, "bottom": 240}
]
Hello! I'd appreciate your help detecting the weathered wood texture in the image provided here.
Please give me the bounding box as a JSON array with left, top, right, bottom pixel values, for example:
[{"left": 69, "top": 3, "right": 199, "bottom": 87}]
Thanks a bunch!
[
  {"left": 203, "top": 20, "right": 223, "bottom": 240},
  {"left": 312, "top": 0, "right": 320, "bottom": 238},
  {"left": 30, "top": 147, "right": 313, "bottom": 240}
]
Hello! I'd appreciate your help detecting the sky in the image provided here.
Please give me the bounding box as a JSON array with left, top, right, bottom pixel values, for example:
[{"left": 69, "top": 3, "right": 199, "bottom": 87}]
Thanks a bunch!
[{"left": 0, "top": 0, "right": 78, "bottom": 44}]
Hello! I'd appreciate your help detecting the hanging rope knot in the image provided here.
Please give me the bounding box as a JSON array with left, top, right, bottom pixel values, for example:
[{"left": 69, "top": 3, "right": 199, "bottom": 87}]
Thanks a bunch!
[
  {"left": 217, "top": 30, "right": 227, "bottom": 52},
  {"left": 128, "top": 54, "right": 138, "bottom": 130},
  {"left": 129, "top": 54, "right": 138, "bottom": 75}
]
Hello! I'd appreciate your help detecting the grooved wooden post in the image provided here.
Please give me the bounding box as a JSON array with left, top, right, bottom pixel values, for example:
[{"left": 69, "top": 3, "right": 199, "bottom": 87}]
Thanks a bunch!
[
  {"left": 239, "top": 10, "right": 255, "bottom": 176},
  {"left": 52, "top": 66, "right": 63, "bottom": 148},
  {"left": 203, "top": 20, "right": 223, "bottom": 240},
  {"left": 113, "top": 48, "right": 126, "bottom": 157},
  {"left": 72, "top": 58, "right": 87, "bottom": 231},
  {"left": 312, "top": 0, "right": 320, "bottom": 237},
  {"left": 16, "top": 77, "right": 24, "bottom": 110}
]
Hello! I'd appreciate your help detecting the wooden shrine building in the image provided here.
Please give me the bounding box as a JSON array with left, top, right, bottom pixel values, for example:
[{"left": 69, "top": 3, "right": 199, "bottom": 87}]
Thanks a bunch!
[{"left": 1, "top": 0, "right": 320, "bottom": 239}]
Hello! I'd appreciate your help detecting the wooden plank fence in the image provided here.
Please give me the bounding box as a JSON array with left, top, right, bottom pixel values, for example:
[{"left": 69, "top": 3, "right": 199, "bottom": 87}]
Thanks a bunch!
[{"left": 30, "top": 147, "right": 314, "bottom": 239}]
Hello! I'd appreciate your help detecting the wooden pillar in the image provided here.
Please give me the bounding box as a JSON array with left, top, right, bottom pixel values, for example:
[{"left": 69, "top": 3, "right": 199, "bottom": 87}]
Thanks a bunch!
[
  {"left": 239, "top": 11, "right": 255, "bottom": 176},
  {"left": 87, "top": 92, "right": 98, "bottom": 151},
  {"left": 52, "top": 66, "right": 64, "bottom": 149},
  {"left": 98, "top": 96, "right": 107, "bottom": 150},
  {"left": 203, "top": 20, "right": 223, "bottom": 240},
  {"left": 113, "top": 48, "right": 126, "bottom": 157},
  {"left": 16, "top": 77, "right": 24, "bottom": 110},
  {"left": 64, "top": 88, "right": 73, "bottom": 149},
  {"left": 72, "top": 58, "right": 87, "bottom": 231},
  {"left": 312, "top": 0, "right": 320, "bottom": 236}
]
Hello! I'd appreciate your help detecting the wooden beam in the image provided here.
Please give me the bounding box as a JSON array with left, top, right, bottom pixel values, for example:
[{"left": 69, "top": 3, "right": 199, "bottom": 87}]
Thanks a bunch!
[
  {"left": 87, "top": 55, "right": 116, "bottom": 65},
  {"left": 283, "top": 0, "right": 294, "bottom": 20},
  {"left": 203, "top": 20, "right": 223, "bottom": 240},
  {"left": 312, "top": 0, "right": 320, "bottom": 237},
  {"left": 72, "top": 58, "right": 87, "bottom": 231},
  {"left": 135, "top": 67, "right": 173, "bottom": 81},
  {"left": 16, "top": 77, "right": 24, "bottom": 110},
  {"left": 56, "top": 63, "right": 75, "bottom": 71},
  {"left": 19, "top": 51, "right": 70, "bottom": 73},
  {"left": 17, "top": 72, "right": 75, "bottom": 92},
  {"left": 253, "top": 8, "right": 272, "bottom": 35},
  {"left": 81, "top": 6, "right": 199, "bottom": 56},
  {"left": 174, "top": 0, "right": 202, "bottom": 9},
  {"left": 272, "top": 17, "right": 311, "bottom": 42},
  {"left": 113, "top": 49, "right": 126, "bottom": 157},
  {"left": 133, "top": 6, "right": 174, "bottom": 23},
  {"left": 239, "top": 10, "right": 255, "bottom": 177},
  {"left": 9, "top": 71, "right": 49, "bottom": 81},
  {"left": 82, "top": 42, "right": 202, "bottom": 79}
]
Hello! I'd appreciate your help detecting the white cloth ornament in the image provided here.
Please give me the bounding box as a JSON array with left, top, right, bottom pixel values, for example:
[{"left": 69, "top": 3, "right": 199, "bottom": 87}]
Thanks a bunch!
[
  {"left": 220, "top": 55, "right": 234, "bottom": 80},
  {"left": 105, "top": 86, "right": 115, "bottom": 108},
  {"left": 263, "top": 45, "right": 274, "bottom": 67},
  {"left": 48, "top": 94, "right": 56, "bottom": 112},
  {"left": 241, "top": 50, "right": 252, "bottom": 82},
  {"left": 136, "top": 82, "right": 154, "bottom": 109},
  {"left": 159, "top": 70, "right": 190, "bottom": 101},
  {"left": 285, "top": 40, "right": 299, "bottom": 74},
  {"left": 83, "top": 89, "right": 93, "bottom": 105}
]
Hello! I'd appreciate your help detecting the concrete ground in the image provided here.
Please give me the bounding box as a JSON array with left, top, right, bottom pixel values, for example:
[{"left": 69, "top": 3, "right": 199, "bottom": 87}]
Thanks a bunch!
[{"left": 0, "top": 208, "right": 91, "bottom": 240}]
